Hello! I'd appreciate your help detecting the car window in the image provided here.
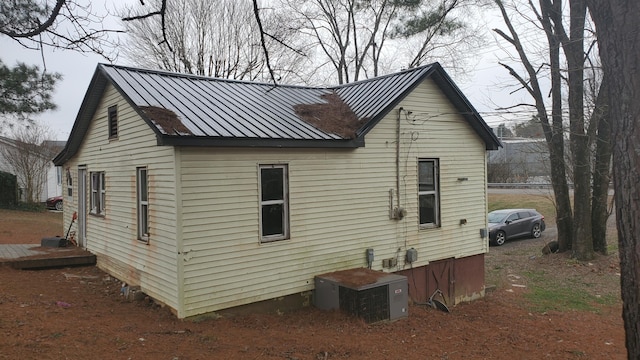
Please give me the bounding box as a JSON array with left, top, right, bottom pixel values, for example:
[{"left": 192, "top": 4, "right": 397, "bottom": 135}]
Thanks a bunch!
[
  {"left": 488, "top": 212, "right": 508, "bottom": 223},
  {"left": 518, "top": 212, "right": 531, "bottom": 219},
  {"left": 506, "top": 213, "right": 519, "bottom": 222}
]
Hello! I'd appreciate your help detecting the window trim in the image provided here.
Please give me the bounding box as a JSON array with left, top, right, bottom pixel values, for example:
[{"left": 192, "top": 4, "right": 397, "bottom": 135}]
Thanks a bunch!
[
  {"left": 66, "top": 168, "right": 73, "bottom": 198},
  {"left": 56, "top": 166, "right": 62, "bottom": 185},
  {"left": 258, "top": 164, "right": 290, "bottom": 243},
  {"left": 89, "top": 171, "right": 106, "bottom": 216},
  {"left": 418, "top": 158, "right": 440, "bottom": 228},
  {"left": 107, "top": 105, "right": 118, "bottom": 139},
  {"left": 137, "top": 167, "right": 149, "bottom": 243}
]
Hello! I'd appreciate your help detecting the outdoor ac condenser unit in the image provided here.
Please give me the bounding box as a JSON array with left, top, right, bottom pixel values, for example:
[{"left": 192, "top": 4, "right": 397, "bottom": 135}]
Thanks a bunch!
[{"left": 314, "top": 268, "right": 408, "bottom": 323}]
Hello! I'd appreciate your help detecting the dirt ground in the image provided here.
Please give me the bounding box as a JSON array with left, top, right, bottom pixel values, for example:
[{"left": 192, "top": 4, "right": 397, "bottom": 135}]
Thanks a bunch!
[{"left": 0, "top": 209, "right": 627, "bottom": 359}]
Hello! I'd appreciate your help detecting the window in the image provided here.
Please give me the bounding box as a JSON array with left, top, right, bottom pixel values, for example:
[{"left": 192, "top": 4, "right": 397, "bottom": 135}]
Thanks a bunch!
[
  {"left": 90, "top": 171, "right": 105, "bottom": 215},
  {"left": 137, "top": 167, "right": 149, "bottom": 243},
  {"left": 56, "top": 167, "right": 62, "bottom": 185},
  {"left": 108, "top": 105, "right": 118, "bottom": 139},
  {"left": 66, "top": 169, "right": 73, "bottom": 197},
  {"left": 259, "top": 164, "right": 289, "bottom": 242},
  {"left": 418, "top": 159, "right": 440, "bottom": 227}
]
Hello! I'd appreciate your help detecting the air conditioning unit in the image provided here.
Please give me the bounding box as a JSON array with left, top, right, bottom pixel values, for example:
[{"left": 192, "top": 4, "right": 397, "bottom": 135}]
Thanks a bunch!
[{"left": 314, "top": 268, "right": 408, "bottom": 323}]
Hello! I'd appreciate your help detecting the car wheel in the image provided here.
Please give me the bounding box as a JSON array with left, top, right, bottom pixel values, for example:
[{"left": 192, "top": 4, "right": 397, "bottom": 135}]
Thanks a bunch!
[
  {"left": 532, "top": 223, "right": 542, "bottom": 238},
  {"left": 495, "top": 231, "right": 506, "bottom": 246},
  {"left": 55, "top": 201, "right": 63, "bottom": 211}
]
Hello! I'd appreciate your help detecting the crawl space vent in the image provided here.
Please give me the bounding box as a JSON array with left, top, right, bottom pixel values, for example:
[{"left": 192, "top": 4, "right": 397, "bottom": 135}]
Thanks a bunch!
[{"left": 313, "top": 268, "right": 408, "bottom": 323}]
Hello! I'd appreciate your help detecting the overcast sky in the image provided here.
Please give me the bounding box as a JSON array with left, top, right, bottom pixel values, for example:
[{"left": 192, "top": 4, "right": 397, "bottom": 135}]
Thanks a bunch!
[{"left": 1, "top": 3, "right": 527, "bottom": 141}]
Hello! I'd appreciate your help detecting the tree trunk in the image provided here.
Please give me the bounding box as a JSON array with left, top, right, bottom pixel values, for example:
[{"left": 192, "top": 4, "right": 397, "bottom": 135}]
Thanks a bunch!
[
  {"left": 541, "top": 0, "right": 574, "bottom": 252},
  {"left": 565, "top": 0, "right": 593, "bottom": 260},
  {"left": 591, "top": 77, "right": 611, "bottom": 254},
  {"left": 586, "top": 1, "right": 640, "bottom": 357}
]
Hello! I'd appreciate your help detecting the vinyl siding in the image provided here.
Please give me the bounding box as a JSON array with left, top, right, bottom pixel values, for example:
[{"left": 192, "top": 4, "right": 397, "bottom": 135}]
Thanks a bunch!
[
  {"left": 62, "top": 84, "right": 180, "bottom": 311},
  {"left": 179, "top": 78, "right": 489, "bottom": 316}
]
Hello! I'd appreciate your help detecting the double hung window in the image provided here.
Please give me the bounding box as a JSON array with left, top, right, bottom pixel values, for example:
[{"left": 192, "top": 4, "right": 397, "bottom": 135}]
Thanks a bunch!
[
  {"left": 259, "top": 164, "right": 289, "bottom": 242},
  {"left": 137, "top": 167, "right": 149, "bottom": 242},
  {"left": 418, "top": 159, "right": 440, "bottom": 227},
  {"left": 90, "top": 171, "right": 105, "bottom": 215}
]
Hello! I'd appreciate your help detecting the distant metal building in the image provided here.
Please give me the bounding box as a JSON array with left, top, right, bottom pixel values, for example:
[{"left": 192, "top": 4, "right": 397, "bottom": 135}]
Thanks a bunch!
[{"left": 488, "top": 137, "right": 550, "bottom": 183}]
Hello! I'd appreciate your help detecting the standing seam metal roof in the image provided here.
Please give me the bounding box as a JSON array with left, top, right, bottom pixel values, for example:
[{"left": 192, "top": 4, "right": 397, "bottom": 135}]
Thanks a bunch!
[{"left": 53, "top": 62, "right": 500, "bottom": 166}]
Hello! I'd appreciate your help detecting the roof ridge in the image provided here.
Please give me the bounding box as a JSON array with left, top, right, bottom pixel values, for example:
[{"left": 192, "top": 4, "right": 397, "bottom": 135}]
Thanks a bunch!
[
  {"left": 99, "top": 62, "right": 437, "bottom": 90},
  {"left": 330, "top": 63, "right": 437, "bottom": 89}
]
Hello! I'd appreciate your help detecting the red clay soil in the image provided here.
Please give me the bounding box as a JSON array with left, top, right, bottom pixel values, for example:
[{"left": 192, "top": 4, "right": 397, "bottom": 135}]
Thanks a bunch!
[
  {"left": 0, "top": 265, "right": 625, "bottom": 360},
  {"left": 0, "top": 209, "right": 627, "bottom": 359},
  {"left": 0, "top": 209, "right": 64, "bottom": 245}
]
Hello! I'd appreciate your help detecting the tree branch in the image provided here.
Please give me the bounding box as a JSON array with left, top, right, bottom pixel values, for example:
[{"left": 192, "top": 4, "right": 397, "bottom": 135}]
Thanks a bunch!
[{"left": 252, "top": 0, "right": 276, "bottom": 85}]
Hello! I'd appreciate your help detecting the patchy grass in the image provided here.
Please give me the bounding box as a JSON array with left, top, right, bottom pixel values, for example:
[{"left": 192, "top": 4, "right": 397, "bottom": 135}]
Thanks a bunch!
[
  {"left": 521, "top": 269, "right": 618, "bottom": 313},
  {"left": 486, "top": 193, "right": 621, "bottom": 315}
]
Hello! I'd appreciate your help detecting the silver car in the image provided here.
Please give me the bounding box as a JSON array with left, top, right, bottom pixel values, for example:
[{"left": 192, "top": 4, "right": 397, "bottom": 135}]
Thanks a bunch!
[{"left": 488, "top": 209, "right": 546, "bottom": 246}]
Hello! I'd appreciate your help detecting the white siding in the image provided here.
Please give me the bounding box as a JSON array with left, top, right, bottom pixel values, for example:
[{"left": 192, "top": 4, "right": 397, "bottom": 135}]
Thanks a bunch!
[
  {"left": 179, "top": 79, "right": 489, "bottom": 316},
  {"left": 62, "top": 84, "right": 180, "bottom": 311}
]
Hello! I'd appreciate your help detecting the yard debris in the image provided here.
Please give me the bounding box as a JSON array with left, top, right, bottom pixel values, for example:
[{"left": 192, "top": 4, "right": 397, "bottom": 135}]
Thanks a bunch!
[
  {"left": 56, "top": 301, "right": 71, "bottom": 308},
  {"left": 294, "top": 92, "right": 366, "bottom": 139},
  {"left": 63, "top": 272, "right": 99, "bottom": 280},
  {"left": 542, "top": 240, "right": 559, "bottom": 255}
]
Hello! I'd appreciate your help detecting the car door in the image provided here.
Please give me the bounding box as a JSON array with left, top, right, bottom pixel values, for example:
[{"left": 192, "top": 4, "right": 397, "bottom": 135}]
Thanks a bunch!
[
  {"left": 514, "top": 211, "right": 533, "bottom": 237},
  {"left": 504, "top": 212, "right": 521, "bottom": 238}
]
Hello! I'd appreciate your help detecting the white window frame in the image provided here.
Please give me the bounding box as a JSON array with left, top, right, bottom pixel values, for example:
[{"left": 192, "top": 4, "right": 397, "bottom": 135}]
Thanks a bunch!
[
  {"left": 90, "top": 171, "right": 105, "bottom": 215},
  {"left": 259, "top": 164, "right": 289, "bottom": 243},
  {"left": 418, "top": 159, "right": 440, "bottom": 228},
  {"left": 66, "top": 169, "right": 73, "bottom": 198},
  {"left": 137, "top": 167, "right": 149, "bottom": 243}
]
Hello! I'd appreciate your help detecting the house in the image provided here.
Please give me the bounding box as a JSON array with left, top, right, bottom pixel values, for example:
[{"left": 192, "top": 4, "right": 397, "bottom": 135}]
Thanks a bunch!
[
  {"left": 0, "top": 135, "right": 64, "bottom": 203},
  {"left": 53, "top": 63, "right": 501, "bottom": 318}
]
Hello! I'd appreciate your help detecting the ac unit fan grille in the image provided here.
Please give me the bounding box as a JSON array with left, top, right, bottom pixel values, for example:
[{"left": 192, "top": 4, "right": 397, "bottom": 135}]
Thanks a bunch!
[{"left": 339, "top": 284, "right": 390, "bottom": 323}]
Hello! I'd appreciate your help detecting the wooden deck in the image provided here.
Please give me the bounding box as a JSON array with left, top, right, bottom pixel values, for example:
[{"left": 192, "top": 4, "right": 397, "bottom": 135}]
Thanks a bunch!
[{"left": 0, "top": 244, "right": 96, "bottom": 270}]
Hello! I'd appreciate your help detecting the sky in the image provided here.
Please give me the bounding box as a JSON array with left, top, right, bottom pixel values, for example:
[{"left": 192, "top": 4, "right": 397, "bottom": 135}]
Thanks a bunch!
[{"left": 1, "top": 3, "right": 528, "bottom": 141}]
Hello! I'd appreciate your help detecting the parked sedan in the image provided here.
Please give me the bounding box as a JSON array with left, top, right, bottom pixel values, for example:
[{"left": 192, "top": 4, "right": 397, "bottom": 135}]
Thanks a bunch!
[
  {"left": 488, "top": 209, "right": 545, "bottom": 246},
  {"left": 46, "top": 195, "right": 63, "bottom": 211}
]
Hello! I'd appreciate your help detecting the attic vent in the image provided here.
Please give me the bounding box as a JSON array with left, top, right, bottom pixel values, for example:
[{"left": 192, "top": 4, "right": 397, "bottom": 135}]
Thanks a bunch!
[
  {"left": 314, "top": 268, "right": 408, "bottom": 323},
  {"left": 108, "top": 105, "right": 118, "bottom": 139}
]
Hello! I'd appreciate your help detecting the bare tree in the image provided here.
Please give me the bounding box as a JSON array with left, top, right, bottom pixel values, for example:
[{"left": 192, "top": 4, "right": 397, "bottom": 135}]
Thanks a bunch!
[
  {"left": 585, "top": 1, "right": 640, "bottom": 357},
  {"left": 0, "top": 124, "right": 58, "bottom": 204},
  {"left": 493, "top": 0, "right": 610, "bottom": 259},
  {"left": 493, "top": 0, "right": 573, "bottom": 252},
  {"left": 0, "top": 0, "right": 122, "bottom": 60},
  {"left": 279, "top": 0, "right": 478, "bottom": 84},
  {"left": 120, "top": 0, "right": 304, "bottom": 82}
]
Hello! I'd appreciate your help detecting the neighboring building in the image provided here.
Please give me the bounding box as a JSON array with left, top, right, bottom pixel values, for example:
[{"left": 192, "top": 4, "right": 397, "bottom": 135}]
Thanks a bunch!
[
  {"left": 487, "top": 137, "right": 550, "bottom": 183},
  {"left": 54, "top": 63, "right": 500, "bottom": 318},
  {"left": 0, "top": 136, "right": 64, "bottom": 202}
]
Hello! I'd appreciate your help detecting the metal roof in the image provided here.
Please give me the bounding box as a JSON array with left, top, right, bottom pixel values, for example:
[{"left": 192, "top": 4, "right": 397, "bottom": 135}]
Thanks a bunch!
[{"left": 53, "top": 63, "right": 500, "bottom": 165}]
